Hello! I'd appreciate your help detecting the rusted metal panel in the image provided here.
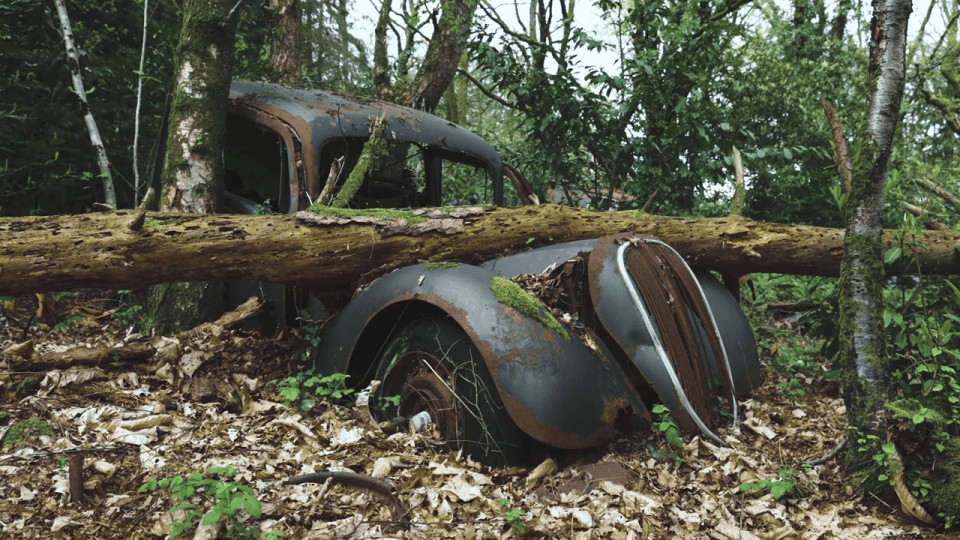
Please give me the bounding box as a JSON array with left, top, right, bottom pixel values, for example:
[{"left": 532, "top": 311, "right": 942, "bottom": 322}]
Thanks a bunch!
[
  {"left": 226, "top": 97, "right": 318, "bottom": 212},
  {"left": 587, "top": 235, "right": 700, "bottom": 430},
  {"left": 692, "top": 269, "right": 763, "bottom": 396},
  {"left": 228, "top": 81, "right": 503, "bottom": 201},
  {"left": 483, "top": 235, "right": 761, "bottom": 436},
  {"left": 313, "top": 263, "right": 650, "bottom": 449}
]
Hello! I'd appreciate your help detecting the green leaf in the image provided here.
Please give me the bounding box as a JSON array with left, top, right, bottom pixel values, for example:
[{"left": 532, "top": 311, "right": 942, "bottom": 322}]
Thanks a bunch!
[
  {"left": 202, "top": 508, "right": 223, "bottom": 525},
  {"left": 665, "top": 426, "right": 683, "bottom": 449},
  {"left": 244, "top": 495, "right": 262, "bottom": 518},
  {"left": 739, "top": 482, "right": 763, "bottom": 493},
  {"left": 770, "top": 481, "right": 791, "bottom": 499},
  {"left": 884, "top": 246, "right": 902, "bottom": 264}
]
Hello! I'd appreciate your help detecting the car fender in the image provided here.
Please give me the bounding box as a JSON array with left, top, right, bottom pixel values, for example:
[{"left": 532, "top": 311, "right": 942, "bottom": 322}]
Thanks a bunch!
[
  {"left": 313, "top": 262, "right": 650, "bottom": 449},
  {"left": 482, "top": 236, "right": 761, "bottom": 398}
]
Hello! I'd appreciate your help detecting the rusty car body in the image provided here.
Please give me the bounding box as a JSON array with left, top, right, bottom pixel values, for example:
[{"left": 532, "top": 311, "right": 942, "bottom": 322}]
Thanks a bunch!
[{"left": 216, "top": 82, "right": 762, "bottom": 465}]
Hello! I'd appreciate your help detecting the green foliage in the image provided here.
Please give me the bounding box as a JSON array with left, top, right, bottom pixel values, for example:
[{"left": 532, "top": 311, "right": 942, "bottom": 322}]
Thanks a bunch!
[
  {"left": 138, "top": 467, "right": 282, "bottom": 539},
  {"left": 14, "top": 378, "right": 39, "bottom": 397},
  {"left": 838, "top": 216, "right": 960, "bottom": 514},
  {"left": 776, "top": 378, "right": 807, "bottom": 404},
  {"left": 652, "top": 404, "right": 684, "bottom": 452},
  {"left": 252, "top": 199, "right": 273, "bottom": 215},
  {"left": 111, "top": 290, "right": 150, "bottom": 329},
  {"left": 54, "top": 316, "right": 83, "bottom": 330},
  {"left": 51, "top": 291, "right": 74, "bottom": 302},
  {"left": 741, "top": 273, "right": 834, "bottom": 377},
  {"left": 1, "top": 417, "right": 53, "bottom": 448},
  {"left": 0, "top": 0, "right": 179, "bottom": 214},
  {"left": 873, "top": 441, "right": 901, "bottom": 487},
  {"left": 143, "top": 216, "right": 164, "bottom": 229},
  {"left": 375, "top": 394, "right": 400, "bottom": 413},
  {"left": 928, "top": 438, "right": 960, "bottom": 529},
  {"left": 269, "top": 372, "right": 354, "bottom": 412},
  {"left": 497, "top": 498, "right": 526, "bottom": 533},
  {"left": 297, "top": 310, "right": 323, "bottom": 364},
  {"left": 739, "top": 465, "right": 803, "bottom": 500}
]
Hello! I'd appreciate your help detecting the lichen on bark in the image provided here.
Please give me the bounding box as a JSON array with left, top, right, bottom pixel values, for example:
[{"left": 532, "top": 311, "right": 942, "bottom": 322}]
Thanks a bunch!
[
  {"left": 837, "top": 0, "right": 912, "bottom": 494},
  {"left": 149, "top": 0, "right": 239, "bottom": 334}
]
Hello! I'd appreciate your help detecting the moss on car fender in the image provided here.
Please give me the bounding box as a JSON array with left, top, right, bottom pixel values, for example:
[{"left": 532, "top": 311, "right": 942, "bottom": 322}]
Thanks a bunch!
[{"left": 490, "top": 277, "right": 570, "bottom": 341}]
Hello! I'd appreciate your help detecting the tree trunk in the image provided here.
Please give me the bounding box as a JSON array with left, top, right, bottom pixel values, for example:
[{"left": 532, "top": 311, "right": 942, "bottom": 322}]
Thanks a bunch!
[
  {"left": 269, "top": 0, "right": 301, "bottom": 84},
  {"left": 52, "top": 0, "right": 116, "bottom": 208},
  {"left": 839, "top": 0, "right": 911, "bottom": 492},
  {"left": 149, "top": 0, "right": 239, "bottom": 334},
  {"left": 406, "top": 0, "right": 478, "bottom": 112},
  {"left": 2, "top": 205, "right": 958, "bottom": 297}
]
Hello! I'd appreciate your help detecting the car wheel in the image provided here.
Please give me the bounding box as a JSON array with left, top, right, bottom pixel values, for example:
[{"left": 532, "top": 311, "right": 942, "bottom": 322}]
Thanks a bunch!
[{"left": 373, "top": 317, "right": 525, "bottom": 466}]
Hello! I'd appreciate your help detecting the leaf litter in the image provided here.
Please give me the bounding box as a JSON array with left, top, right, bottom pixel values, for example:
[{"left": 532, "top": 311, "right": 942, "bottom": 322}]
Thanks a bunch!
[{"left": 0, "top": 291, "right": 953, "bottom": 539}]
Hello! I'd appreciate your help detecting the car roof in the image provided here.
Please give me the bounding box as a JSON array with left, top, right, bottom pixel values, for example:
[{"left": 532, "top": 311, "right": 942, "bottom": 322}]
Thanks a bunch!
[{"left": 229, "top": 81, "right": 502, "bottom": 171}]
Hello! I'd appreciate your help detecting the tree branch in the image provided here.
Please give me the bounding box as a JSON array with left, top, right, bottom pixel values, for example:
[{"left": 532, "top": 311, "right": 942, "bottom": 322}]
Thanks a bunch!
[
  {"left": 821, "top": 98, "right": 853, "bottom": 193},
  {"left": 456, "top": 68, "right": 518, "bottom": 110}
]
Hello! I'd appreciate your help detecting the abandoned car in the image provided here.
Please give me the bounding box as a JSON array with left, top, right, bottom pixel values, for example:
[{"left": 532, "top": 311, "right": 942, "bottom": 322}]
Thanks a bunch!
[{"left": 217, "top": 82, "right": 763, "bottom": 465}]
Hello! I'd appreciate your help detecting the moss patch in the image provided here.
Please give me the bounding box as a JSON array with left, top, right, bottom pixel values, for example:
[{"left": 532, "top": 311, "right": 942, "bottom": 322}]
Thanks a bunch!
[
  {"left": 490, "top": 277, "right": 570, "bottom": 341},
  {"left": 1, "top": 417, "right": 53, "bottom": 448},
  {"left": 303, "top": 205, "right": 429, "bottom": 225},
  {"left": 929, "top": 437, "right": 960, "bottom": 526},
  {"left": 425, "top": 262, "right": 460, "bottom": 271}
]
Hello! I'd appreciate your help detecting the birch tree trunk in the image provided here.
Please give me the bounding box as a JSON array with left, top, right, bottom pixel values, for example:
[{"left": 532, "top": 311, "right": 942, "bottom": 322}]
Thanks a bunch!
[
  {"left": 148, "top": 0, "right": 239, "bottom": 334},
  {"left": 840, "top": 0, "right": 911, "bottom": 489},
  {"left": 52, "top": 0, "right": 116, "bottom": 208}
]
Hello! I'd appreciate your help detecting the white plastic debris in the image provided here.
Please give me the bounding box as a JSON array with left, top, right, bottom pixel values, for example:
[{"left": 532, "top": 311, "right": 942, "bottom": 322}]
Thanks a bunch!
[{"left": 411, "top": 411, "right": 432, "bottom": 432}]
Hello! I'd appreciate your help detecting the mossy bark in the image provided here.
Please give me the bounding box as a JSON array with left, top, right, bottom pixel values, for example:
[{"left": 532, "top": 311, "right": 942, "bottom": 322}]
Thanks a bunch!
[
  {"left": 269, "top": 0, "right": 300, "bottom": 84},
  {"left": 330, "top": 117, "right": 387, "bottom": 208},
  {"left": 5, "top": 208, "right": 960, "bottom": 297},
  {"left": 838, "top": 0, "right": 911, "bottom": 493},
  {"left": 146, "top": 281, "right": 224, "bottom": 335},
  {"left": 148, "top": 0, "right": 238, "bottom": 334}
]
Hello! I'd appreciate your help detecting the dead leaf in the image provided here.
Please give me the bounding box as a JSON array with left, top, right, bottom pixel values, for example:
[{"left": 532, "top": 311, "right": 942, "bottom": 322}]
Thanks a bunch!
[{"left": 525, "top": 457, "right": 558, "bottom": 488}]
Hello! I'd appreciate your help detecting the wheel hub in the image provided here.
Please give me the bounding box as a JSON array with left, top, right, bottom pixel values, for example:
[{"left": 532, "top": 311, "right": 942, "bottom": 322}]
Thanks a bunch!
[{"left": 381, "top": 352, "right": 464, "bottom": 446}]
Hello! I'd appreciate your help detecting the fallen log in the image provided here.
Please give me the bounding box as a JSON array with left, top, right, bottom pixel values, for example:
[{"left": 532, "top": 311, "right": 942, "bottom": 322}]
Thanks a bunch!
[
  {"left": 2, "top": 341, "right": 155, "bottom": 371},
  {"left": 2, "top": 297, "right": 270, "bottom": 371},
  {"left": 1, "top": 205, "right": 957, "bottom": 296}
]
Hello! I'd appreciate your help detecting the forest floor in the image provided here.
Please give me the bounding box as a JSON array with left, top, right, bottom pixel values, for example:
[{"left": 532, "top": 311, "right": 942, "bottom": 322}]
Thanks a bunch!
[{"left": 0, "top": 290, "right": 953, "bottom": 539}]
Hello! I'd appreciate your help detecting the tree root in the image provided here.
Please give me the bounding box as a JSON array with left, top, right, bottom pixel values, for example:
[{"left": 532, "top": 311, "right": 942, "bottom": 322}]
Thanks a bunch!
[
  {"left": 283, "top": 471, "right": 409, "bottom": 525},
  {"left": 803, "top": 437, "right": 847, "bottom": 467}
]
